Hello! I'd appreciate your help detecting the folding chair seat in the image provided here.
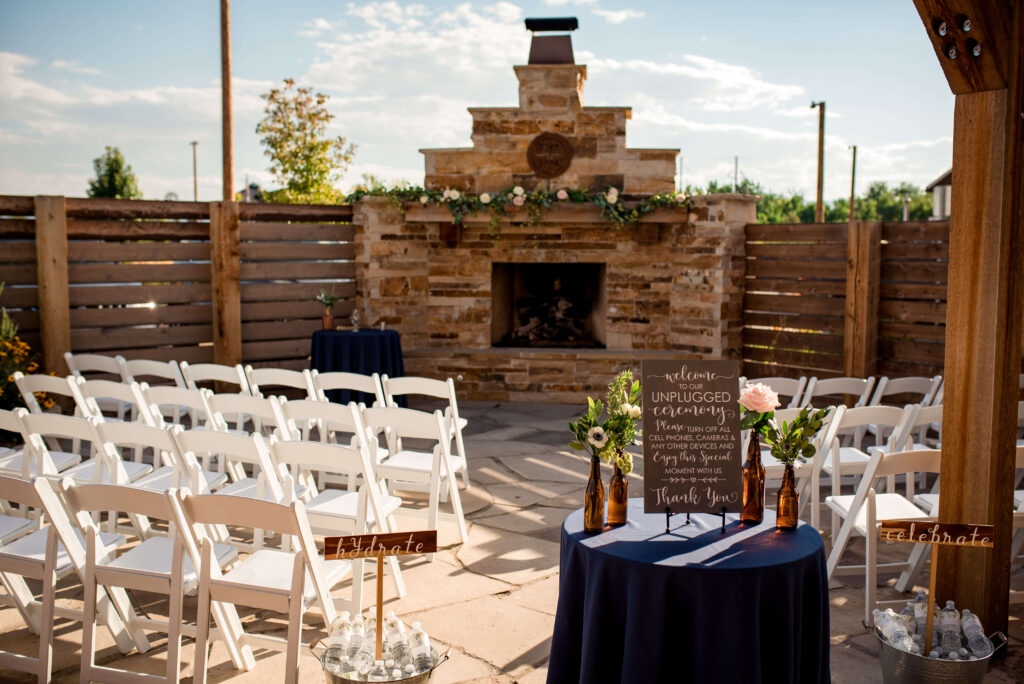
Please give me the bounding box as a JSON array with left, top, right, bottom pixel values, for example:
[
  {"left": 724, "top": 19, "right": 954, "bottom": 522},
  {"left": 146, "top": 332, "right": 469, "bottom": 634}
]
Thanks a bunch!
[
  {"left": 244, "top": 365, "right": 317, "bottom": 401},
  {"left": 20, "top": 412, "right": 152, "bottom": 484},
  {"left": 310, "top": 369, "right": 386, "bottom": 407},
  {"left": 120, "top": 358, "right": 187, "bottom": 388},
  {"left": 180, "top": 492, "right": 354, "bottom": 684},
  {"left": 381, "top": 375, "right": 470, "bottom": 489},
  {"left": 824, "top": 448, "right": 941, "bottom": 624},
  {"left": 744, "top": 376, "right": 808, "bottom": 409},
  {"left": 362, "top": 406, "right": 468, "bottom": 543}
]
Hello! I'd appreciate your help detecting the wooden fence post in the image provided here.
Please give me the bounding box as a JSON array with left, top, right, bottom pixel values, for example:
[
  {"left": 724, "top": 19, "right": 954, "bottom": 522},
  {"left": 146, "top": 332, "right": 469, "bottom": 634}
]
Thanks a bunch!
[
  {"left": 209, "top": 201, "right": 242, "bottom": 366},
  {"left": 843, "top": 220, "right": 880, "bottom": 378},
  {"left": 33, "top": 196, "right": 71, "bottom": 375}
]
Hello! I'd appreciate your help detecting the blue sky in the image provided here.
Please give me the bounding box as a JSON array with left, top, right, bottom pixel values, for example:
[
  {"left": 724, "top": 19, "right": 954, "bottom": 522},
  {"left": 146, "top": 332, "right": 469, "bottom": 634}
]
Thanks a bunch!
[{"left": 0, "top": 0, "right": 954, "bottom": 201}]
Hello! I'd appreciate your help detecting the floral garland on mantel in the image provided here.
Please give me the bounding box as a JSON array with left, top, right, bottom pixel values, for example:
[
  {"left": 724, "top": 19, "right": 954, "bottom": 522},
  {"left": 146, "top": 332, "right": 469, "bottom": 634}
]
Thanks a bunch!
[{"left": 344, "top": 184, "right": 694, "bottom": 233}]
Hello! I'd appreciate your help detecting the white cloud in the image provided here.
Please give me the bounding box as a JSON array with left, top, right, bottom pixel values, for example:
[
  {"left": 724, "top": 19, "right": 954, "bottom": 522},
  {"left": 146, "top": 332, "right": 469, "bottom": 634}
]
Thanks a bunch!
[
  {"left": 0, "top": 52, "right": 76, "bottom": 105},
  {"left": 298, "top": 18, "right": 333, "bottom": 37},
  {"left": 593, "top": 9, "right": 645, "bottom": 24},
  {"left": 543, "top": 0, "right": 596, "bottom": 5},
  {"left": 50, "top": 59, "right": 103, "bottom": 76}
]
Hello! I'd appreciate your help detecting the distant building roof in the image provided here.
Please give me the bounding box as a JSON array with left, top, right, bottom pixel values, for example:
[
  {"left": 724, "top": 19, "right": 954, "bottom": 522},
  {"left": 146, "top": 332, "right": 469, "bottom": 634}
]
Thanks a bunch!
[{"left": 926, "top": 168, "right": 952, "bottom": 191}]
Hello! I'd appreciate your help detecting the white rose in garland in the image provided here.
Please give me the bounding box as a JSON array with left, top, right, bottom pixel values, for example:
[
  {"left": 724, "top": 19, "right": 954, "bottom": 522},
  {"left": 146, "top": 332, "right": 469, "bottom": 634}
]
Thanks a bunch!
[
  {"left": 449, "top": 189, "right": 460, "bottom": 200},
  {"left": 513, "top": 185, "right": 525, "bottom": 196},
  {"left": 419, "top": 195, "right": 429, "bottom": 204},
  {"left": 479, "top": 193, "right": 491, "bottom": 204}
]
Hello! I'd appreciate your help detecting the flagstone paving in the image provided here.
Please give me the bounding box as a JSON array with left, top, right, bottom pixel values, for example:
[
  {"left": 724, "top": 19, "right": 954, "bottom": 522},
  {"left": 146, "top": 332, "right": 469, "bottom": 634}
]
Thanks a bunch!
[{"left": 0, "top": 399, "right": 1021, "bottom": 682}]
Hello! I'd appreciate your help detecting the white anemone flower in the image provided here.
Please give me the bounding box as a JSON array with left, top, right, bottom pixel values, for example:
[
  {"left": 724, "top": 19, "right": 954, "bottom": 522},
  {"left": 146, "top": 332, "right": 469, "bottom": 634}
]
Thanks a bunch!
[{"left": 587, "top": 426, "right": 608, "bottom": 449}]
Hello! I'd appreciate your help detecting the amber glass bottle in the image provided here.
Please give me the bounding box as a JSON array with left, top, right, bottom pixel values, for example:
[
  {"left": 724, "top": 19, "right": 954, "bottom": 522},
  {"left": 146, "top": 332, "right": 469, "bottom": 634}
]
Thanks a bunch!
[
  {"left": 583, "top": 456, "right": 605, "bottom": 533},
  {"left": 607, "top": 452, "right": 628, "bottom": 527},
  {"left": 776, "top": 464, "right": 799, "bottom": 530},
  {"left": 741, "top": 433, "right": 765, "bottom": 524}
]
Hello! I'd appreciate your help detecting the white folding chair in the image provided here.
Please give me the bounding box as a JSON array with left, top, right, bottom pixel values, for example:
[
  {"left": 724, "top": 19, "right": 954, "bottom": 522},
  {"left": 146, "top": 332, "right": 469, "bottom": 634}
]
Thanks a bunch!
[
  {"left": 64, "top": 352, "right": 126, "bottom": 381},
  {"left": 73, "top": 377, "right": 155, "bottom": 428},
  {"left": 0, "top": 407, "right": 81, "bottom": 478},
  {"left": 180, "top": 361, "right": 252, "bottom": 395},
  {"left": 244, "top": 365, "right": 317, "bottom": 401},
  {"left": 310, "top": 370, "right": 386, "bottom": 407},
  {"left": 208, "top": 392, "right": 288, "bottom": 439},
  {"left": 814, "top": 404, "right": 916, "bottom": 534},
  {"left": 142, "top": 383, "right": 218, "bottom": 431},
  {"left": 121, "top": 358, "right": 187, "bottom": 388},
  {"left": 19, "top": 412, "right": 152, "bottom": 484},
  {"left": 381, "top": 375, "right": 470, "bottom": 489},
  {"left": 180, "top": 492, "right": 353, "bottom": 684},
  {"left": 868, "top": 375, "right": 942, "bottom": 408},
  {"left": 362, "top": 406, "right": 468, "bottom": 543},
  {"left": 12, "top": 372, "right": 93, "bottom": 459},
  {"left": 174, "top": 429, "right": 292, "bottom": 507},
  {"left": 824, "top": 448, "right": 940, "bottom": 624},
  {"left": 745, "top": 376, "right": 808, "bottom": 409}
]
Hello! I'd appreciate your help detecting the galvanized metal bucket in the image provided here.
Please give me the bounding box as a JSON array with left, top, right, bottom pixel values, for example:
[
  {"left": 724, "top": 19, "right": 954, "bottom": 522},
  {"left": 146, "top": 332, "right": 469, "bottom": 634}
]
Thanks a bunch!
[
  {"left": 871, "top": 628, "right": 1006, "bottom": 684},
  {"left": 308, "top": 637, "right": 450, "bottom": 684}
]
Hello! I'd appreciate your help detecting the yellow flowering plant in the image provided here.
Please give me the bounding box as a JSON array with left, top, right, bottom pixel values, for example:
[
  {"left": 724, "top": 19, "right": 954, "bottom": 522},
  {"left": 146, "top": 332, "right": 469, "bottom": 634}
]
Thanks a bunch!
[{"left": 0, "top": 285, "right": 52, "bottom": 412}]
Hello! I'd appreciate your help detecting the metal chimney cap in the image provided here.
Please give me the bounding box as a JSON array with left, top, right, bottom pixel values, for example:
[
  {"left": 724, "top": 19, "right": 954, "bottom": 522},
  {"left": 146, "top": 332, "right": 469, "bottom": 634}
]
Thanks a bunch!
[{"left": 525, "top": 17, "right": 579, "bottom": 32}]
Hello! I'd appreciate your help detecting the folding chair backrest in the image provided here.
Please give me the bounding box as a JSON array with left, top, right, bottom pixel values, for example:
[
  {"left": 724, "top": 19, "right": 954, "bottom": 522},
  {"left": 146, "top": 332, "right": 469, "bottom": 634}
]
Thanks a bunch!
[
  {"left": 382, "top": 375, "right": 451, "bottom": 403},
  {"left": 180, "top": 361, "right": 251, "bottom": 394},
  {"left": 94, "top": 420, "right": 183, "bottom": 473},
  {"left": 21, "top": 411, "right": 131, "bottom": 482},
  {"left": 803, "top": 376, "right": 875, "bottom": 408},
  {"left": 311, "top": 371, "right": 386, "bottom": 406},
  {"left": 142, "top": 384, "right": 216, "bottom": 429},
  {"left": 280, "top": 399, "right": 360, "bottom": 442},
  {"left": 0, "top": 407, "right": 23, "bottom": 442},
  {"left": 121, "top": 359, "right": 186, "bottom": 388},
  {"left": 208, "top": 393, "right": 286, "bottom": 435},
  {"left": 63, "top": 481, "right": 178, "bottom": 527},
  {"left": 870, "top": 375, "right": 942, "bottom": 407},
  {"left": 64, "top": 353, "right": 126, "bottom": 380},
  {"left": 74, "top": 378, "right": 154, "bottom": 426},
  {"left": 244, "top": 366, "right": 315, "bottom": 400},
  {"left": 0, "top": 474, "right": 42, "bottom": 510},
  {"left": 13, "top": 372, "right": 83, "bottom": 414},
  {"left": 174, "top": 429, "right": 284, "bottom": 500},
  {"left": 362, "top": 406, "right": 447, "bottom": 443},
  {"left": 746, "top": 376, "right": 808, "bottom": 409}
]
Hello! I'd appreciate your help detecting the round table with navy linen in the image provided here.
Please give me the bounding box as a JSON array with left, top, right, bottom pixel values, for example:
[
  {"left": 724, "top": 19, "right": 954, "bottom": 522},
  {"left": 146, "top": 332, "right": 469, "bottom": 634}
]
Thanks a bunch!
[
  {"left": 310, "top": 329, "right": 405, "bottom": 406},
  {"left": 546, "top": 499, "right": 829, "bottom": 684}
]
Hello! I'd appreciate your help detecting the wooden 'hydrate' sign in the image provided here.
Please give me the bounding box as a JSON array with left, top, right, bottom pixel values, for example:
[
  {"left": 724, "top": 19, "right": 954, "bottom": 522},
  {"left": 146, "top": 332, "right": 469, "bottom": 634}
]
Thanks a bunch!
[
  {"left": 324, "top": 531, "right": 437, "bottom": 661},
  {"left": 641, "top": 359, "right": 742, "bottom": 514},
  {"left": 879, "top": 519, "right": 994, "bottom": 654}
]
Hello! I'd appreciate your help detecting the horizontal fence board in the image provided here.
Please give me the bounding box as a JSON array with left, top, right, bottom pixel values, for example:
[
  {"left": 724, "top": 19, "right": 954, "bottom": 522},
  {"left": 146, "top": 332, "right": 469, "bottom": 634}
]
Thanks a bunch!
[
  {"left": 72, "top": 241, "right": 210, "bottom": 262},
  {"left": 0, "top": 196, "right": 35, "bottom": 215},
  {"left": 244, "top": 358, "right": 309, "bottom": 372},
  {"left": 744, "top": 278, "right": 847, "bottom": 296},
  {"left": 879, "top": 321, "right": 947, "bottom": 342},
  {"left": 100, "top": 345, "right": 214, "bottom": 364},
  {"left": 67, "top": 219, "right": 209, "bottom": 240},
  {"left": 240, "top": 242, "right": 354, "bottom": 261},
  {"left": 881, "top": 222, "right": 950, "bottom": 242},
  {"left": 746, "top": 259, "right": 847, "bottom": 279},
  {"left": 72, "top": 323, "right": 213, "bottom": 351},
  {"left": 0, "top": 264, "right": 37, "bottom": 285},
  {"left": 242, "top": 319, "right": 321, "bottom": 342},
  {"left": 241, "top": 338, "right": 311, "bottom": 361},
  {"left": 8, "top": 310, "right": 39, "bottom": 331},
  {"left": 241, "top": 281, "right": 355, "bottom": 303},
  {"left": 66, "top": 199, "right": 208, "bottom": 220},
  {"left": 0, "top": 242, "right": 36, "bottom": 262},
  {"left": 745, "top": 223, "right": 848, "bottom": 242},
  {"left": 743, "top": 328, "right": 844, "bottom": 355},
  {"left": 742, "top": 361, "right": 841, "bottom": 381},
  {"left": 744, "top": 293, "right": 846, "bottom": 316},
  {"left": 742, "top": 311, "right": 845, "bottom": 334},
  {"left": 0, "top": 287, "right": 39, "bottom": 308},
  {"left": 239, "top": 261, "right": 354, "bottom": 281},
  {"left": 69, "top": 262, "right": 211, "bottom": 284},
  {"left": 0, "top": 219, "right": 34, "bottom": 237},
  {"left": 878, "top": 283, "right": 949, "bottom": 300},
  {"left": 238, "top": 204, "right": 353, "bottom": 222},
  {"left": 241, "top": 299, "right": 353, "bottom": 322},
  {"left": 742, "top": 345, "right": 844, "bottom": 373},
  {"left": 879, "top": 299, "right": 947, "bottom": 324},
  {"left": 240, "top": 222, "right": 355, "bottom": 242},
  {"left": 881, "top": 260, "right": 948, "bottom": 283},
  {"left": 745, "top": 243, "right": 847, "bottom": 259},
  {"left": 70, "top": 304, "right": 212, "bottom": 328},
  {"left": 879, "top": 339, "right": 946, "bottom": 365},
  {"left": 878, "top": 359, "right": 945, "bottom": 378},
  {"left": 881, "top": 242, "right": 949, "bottom": 260},
  {"left": 69, "top": 283, "right": 210, "bottom": 307}
]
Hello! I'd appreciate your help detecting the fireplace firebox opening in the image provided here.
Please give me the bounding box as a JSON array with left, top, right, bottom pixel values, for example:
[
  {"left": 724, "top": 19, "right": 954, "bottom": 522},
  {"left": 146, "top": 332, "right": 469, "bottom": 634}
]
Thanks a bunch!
[{"left": 491, "top": 263, "right": 606, "bottom": 348}]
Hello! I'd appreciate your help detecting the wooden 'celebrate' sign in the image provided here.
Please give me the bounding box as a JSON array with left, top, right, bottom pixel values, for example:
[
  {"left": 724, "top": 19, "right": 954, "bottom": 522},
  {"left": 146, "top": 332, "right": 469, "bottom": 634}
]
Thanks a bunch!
[{"left": 879, "top": 520, "right": 995, "bottom": 548}]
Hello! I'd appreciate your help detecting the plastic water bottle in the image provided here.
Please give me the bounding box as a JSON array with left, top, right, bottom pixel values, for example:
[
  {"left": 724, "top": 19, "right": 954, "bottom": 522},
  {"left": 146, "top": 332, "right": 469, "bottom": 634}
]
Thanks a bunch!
[
  {"left": 322, "top": 611, "right": 352, "bottom": 673},
  {"left": 336, "top": 655, "right": 356, "bottom": 677},
  {"left": 897, "top": 602, "right": 917, "bottom": 635},
  {"left": 347, "top": 616, "right": 365, "bottom": 659},
  {"left": 913, "top": 590, "right": 929, "bottom": 636},
  {"left": 873, "top": 609, "right": 914, "bottom": 653},
  {"left": 354, "top": 616, "right": 379, "bottom": 674},
  {"left": 384, "top": 611, "right": 413, "bottom": 668},
  {"left": 409, "top": 621, "right": 433, "bottom": 672},
  {"left": 960, "top": 609, "right": 993, "bottom": 657},
  {"left": 938, "top": 601, "right": 961, "bottom": 652},
  {"left": 366, "top": 660, "right": 387, "bottom": 682}
]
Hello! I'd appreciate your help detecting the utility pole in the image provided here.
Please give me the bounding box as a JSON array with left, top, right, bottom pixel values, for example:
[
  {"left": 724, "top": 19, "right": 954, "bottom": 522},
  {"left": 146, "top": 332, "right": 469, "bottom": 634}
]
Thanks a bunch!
[
  {"left": 220, "top": 0, "right": 234, "bottom": 201},
  {"left": 733, "top": 156, "right": 738, "bottom": 192},
  {"left": 848, "top": 145, "right": 857, "bottom": 222},
  {"left": 810, "top": 101, "right": 825, "bottom": 222},
  {"left": 190, "top": 141, "right": 199, "bottom": 202}
]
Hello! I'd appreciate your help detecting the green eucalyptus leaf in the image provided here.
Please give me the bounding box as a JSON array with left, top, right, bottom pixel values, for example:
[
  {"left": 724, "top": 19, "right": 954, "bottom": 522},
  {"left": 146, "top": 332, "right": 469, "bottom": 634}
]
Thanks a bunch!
[{"left": 570, "top": 441, "right": 585, "bottom": 450}]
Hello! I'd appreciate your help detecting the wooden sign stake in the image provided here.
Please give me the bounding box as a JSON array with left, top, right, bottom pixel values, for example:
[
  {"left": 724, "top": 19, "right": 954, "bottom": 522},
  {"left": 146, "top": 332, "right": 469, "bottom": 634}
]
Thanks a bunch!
[
  {"left": 879, "top": 519, "right": 994, "bottom": 654},
  {"left": 325, "top": 530, "right": 439, "bottom": 664}
]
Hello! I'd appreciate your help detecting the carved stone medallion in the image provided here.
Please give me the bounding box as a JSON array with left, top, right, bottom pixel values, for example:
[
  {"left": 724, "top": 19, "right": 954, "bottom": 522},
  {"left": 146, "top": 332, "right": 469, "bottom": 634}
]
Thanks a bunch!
[{"left": 527, "top": 132, "right": 574, "bottom": 178}]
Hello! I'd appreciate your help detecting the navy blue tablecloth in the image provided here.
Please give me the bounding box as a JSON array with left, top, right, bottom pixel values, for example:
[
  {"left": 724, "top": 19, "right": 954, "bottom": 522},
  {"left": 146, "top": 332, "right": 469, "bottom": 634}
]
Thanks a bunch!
[
  {"left": 547, "top": 499, "right": 829, "bottom": 684},
  {"left": 309, "top": 329, "right": 405, "bottom": 406}
]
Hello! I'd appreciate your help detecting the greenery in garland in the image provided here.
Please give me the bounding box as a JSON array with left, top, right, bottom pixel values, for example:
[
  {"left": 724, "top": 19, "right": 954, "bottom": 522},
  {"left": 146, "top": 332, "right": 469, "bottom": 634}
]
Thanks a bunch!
[{"left": 344, "top": 183, "right": 694, "bottom": 233}]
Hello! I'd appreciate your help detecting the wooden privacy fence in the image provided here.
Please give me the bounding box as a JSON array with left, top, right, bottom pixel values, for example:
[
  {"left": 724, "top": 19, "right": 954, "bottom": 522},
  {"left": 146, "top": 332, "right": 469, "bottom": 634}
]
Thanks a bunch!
[
  {"left": 0, "top": 195, "right": 355, "bottom": 375},
  {"left": 742, "top": 220, "right": 950, "bottom": 380}
]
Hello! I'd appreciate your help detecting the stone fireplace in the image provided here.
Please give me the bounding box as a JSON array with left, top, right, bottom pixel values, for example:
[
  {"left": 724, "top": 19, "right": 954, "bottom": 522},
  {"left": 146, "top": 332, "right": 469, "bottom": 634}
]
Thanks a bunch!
[{"left": 351, "top": 21, "right": 755, "bottom": 402}]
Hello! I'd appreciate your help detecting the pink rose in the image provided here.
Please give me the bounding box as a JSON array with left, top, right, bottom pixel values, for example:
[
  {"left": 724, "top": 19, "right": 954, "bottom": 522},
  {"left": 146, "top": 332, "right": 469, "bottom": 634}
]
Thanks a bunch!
[
  {"left": 739, "top": 382, "right": 780, "bottom": 414},
  {"left": 556, "top": 189, "right": 568, "bottom": 200},
  {"left": 512, "top": 195, "right": 525, "bottom": 207}
]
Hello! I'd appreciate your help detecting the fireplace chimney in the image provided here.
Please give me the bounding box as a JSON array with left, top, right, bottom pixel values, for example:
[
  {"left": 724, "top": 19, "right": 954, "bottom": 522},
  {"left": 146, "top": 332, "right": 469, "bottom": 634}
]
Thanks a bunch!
[{"left": 525, "top": 17, "right": 578, "bottom": 65}]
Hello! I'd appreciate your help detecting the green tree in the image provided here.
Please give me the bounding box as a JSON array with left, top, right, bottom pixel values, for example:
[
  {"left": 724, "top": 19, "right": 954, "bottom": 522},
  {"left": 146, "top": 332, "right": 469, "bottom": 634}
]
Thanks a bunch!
[
  {"left": 854, "top": 181, "right": 932, "bottom": 221},
  {"left": 256, "top": 78, "right": 356, "bottom": 204},
  {"left": 86, "top": 146, "right": 142, "bottom": 199}
]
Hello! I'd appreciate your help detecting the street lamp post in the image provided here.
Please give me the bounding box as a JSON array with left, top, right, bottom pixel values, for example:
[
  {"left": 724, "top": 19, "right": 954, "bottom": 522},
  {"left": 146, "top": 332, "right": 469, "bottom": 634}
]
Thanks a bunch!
[
  {"left": 810, "top": 101, "right": 826, "bottom": 222},
  {"left": 190, "top": 141, "right": 198, "bottom": 202}
]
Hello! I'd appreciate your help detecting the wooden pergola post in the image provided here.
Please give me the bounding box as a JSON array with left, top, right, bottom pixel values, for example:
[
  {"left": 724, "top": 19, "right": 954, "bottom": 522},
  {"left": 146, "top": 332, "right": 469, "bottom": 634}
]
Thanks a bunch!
[
  {"left": 912, "top": 1, "right": 1023, "bottom": 631},
  {"left": 33, "top": 196, "right": 70, "bottom": 375},
  {"left": 843, "top": 220, "right": 880, "bottom": 378},
  {"left": 209, "top": 201, "right": 241, "bottom": 367}
]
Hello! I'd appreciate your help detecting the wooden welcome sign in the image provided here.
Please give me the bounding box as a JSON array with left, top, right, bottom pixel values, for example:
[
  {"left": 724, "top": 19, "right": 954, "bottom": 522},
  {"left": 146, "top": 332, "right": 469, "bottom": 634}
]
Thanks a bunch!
[
  {"left": 879, "top": 519, "right": 994, "bottom": 654},
  {"left": 324, "top": 531, "right": 437, "bottom": 660},
  {"left": 640, "top": 360, "right": 742, "bottom": 515}
]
